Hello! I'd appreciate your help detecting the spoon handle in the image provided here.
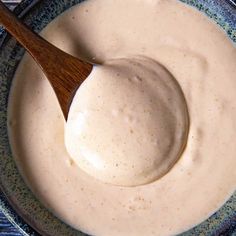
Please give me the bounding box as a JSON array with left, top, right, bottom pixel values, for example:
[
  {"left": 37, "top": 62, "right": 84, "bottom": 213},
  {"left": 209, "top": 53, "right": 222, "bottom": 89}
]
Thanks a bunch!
[
  {"left": 0, "top": 2, "right": 60, "bottom": 68},
  {"left": 0, "top": 2, "right": 90, "bottom": 73},
  {"left": 0, "top": 2, "right": 93, "bottom": 119},
  {"left": 0, "top": 1, "right": 92, "bottom": 79}
]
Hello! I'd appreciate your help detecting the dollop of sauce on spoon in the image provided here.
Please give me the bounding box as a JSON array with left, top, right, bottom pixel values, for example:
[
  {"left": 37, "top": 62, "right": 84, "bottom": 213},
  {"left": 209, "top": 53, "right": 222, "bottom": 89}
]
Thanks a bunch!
[{"left": 65, "top": 57, "right": 189, "bottom": 186}]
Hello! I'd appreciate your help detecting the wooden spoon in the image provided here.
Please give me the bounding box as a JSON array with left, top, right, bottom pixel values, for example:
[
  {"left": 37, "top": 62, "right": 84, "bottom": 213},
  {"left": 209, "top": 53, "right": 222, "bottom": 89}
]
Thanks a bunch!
[{"left": 0, "top": 2, "right": 93, "bottom": 119}]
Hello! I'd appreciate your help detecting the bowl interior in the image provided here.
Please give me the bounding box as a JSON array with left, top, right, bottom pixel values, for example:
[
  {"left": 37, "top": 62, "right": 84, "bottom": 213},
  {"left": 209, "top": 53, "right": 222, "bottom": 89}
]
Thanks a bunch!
[{"left": 0, "top": 0, "right": 235, "bottom": 235}]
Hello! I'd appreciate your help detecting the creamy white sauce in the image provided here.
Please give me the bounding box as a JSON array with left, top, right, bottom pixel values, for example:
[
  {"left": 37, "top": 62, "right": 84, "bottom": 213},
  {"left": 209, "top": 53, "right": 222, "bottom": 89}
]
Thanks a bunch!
[
  {"left": 8, "top": 0, "right": 236, "bottom": 235},
  {"left": 65, "top": 57, "right": 189, "bottom": 186}
]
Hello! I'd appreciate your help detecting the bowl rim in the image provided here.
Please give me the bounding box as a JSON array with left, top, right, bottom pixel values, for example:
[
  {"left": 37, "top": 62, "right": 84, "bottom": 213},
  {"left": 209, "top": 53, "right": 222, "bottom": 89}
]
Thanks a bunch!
[
  {"left": 0, "top": 0, "right": 236, "bottom": 235},
  {"left": 0, "top": 2, "right": 47, "bottom": 235}
]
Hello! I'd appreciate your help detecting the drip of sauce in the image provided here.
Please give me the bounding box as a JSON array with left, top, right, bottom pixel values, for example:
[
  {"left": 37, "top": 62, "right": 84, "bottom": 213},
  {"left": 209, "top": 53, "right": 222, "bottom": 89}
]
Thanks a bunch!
[{"left": 8, "top": 0, "right": 236, "bottom": 235}]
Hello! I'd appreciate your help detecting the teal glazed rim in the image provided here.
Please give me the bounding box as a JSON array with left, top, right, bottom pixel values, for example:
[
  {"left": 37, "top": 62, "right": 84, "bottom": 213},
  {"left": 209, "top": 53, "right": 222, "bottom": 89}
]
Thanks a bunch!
[{"left": 0, "top": 0, "right": 235, "bottom": 235}]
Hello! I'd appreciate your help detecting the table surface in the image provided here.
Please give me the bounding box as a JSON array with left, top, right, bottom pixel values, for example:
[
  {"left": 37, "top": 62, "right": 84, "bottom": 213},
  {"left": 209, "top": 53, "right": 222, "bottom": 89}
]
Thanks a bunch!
[{"left": 0, "top": 213, "right": 22, "bottom": 235}]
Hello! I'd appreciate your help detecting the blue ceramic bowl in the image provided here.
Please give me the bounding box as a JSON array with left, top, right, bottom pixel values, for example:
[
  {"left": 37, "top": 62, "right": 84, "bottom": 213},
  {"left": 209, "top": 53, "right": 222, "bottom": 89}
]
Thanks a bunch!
[{"left": 0, "top": 0, "right": 235, "bottom": 235}]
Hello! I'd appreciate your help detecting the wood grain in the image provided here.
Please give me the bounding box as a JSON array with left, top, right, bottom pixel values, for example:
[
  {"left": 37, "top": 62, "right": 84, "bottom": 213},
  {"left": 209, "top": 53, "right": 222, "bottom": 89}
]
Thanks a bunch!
[{"left": 0, "top": 1, "right": 93, "bottom": 119}]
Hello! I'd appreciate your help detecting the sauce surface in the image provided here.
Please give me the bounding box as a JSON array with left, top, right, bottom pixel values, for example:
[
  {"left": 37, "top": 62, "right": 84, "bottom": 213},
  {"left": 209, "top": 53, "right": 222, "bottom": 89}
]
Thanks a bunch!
[{"left": 8, "top": 0, "right": 236, "bottom": 235}]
